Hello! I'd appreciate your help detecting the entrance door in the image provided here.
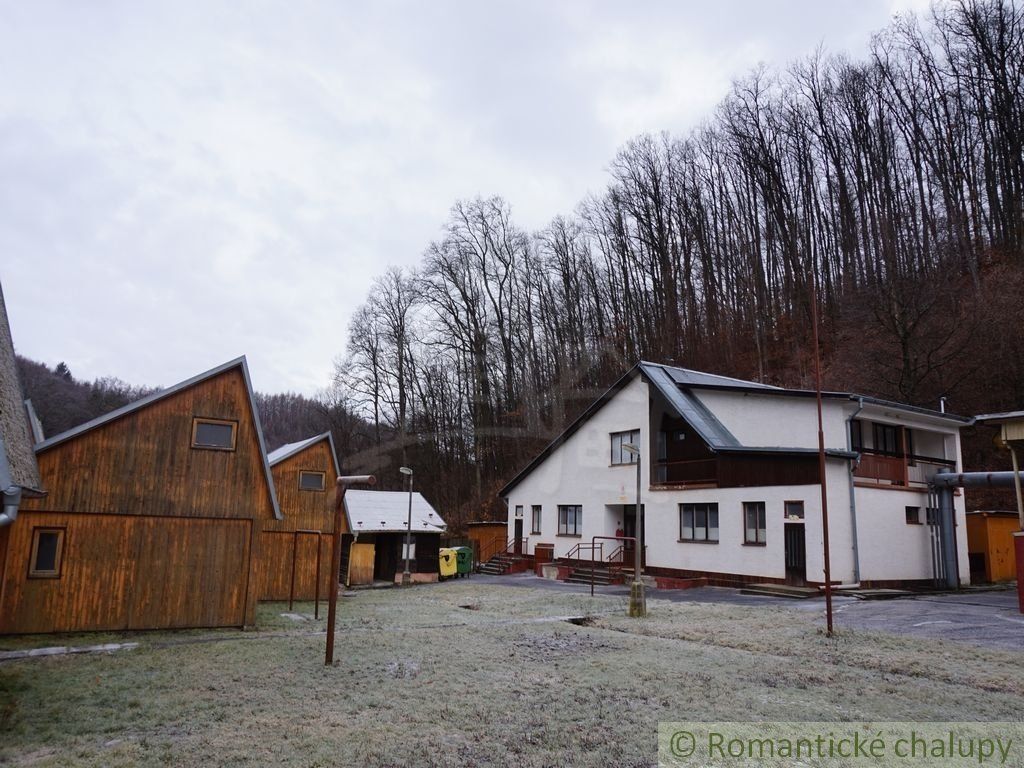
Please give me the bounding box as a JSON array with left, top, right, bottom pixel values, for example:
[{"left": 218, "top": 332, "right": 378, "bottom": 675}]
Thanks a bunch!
[
  {"left": 784, "top": 523, "right": 806, "bottom": 585},
  {"left": 622, "top": 505, "right": 645, "bottom": 567},
  {"left": 513, "top": 519, "right": 523, "bottom": 555}
]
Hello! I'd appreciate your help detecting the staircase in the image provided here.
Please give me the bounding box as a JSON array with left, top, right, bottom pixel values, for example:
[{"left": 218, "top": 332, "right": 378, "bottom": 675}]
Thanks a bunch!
[
  {"left": 565, "top": 563, "right": 619, "bottom": 586},
  {"left": 478, "top": 552, "right": 523, "bottom": 575}
]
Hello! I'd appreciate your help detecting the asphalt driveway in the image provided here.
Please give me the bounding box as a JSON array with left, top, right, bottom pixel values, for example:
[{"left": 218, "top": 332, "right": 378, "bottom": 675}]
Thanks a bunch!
[{"left": 477, "top": 572, "right": 1024, "bottom": 650}]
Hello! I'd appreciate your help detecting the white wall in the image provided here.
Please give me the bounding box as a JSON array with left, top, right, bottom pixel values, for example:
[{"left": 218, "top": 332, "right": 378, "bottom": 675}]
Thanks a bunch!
[
  {"left": 507, "top": 376, "right": 650, "bottom": 559},
  {"left": 695, "top": 390, "right": 850, "bottom": 450}
]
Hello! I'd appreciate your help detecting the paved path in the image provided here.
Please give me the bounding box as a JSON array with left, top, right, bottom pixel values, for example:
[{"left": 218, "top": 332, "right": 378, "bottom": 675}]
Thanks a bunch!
[{"left": 477, "top": 572, "right": 1023, "bottom": 650}]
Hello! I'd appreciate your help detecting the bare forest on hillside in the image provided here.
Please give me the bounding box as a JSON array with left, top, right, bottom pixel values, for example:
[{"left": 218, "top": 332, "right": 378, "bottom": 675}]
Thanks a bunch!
[{"left": 17, "top": 1, "right": 1024, "bottom": 526}]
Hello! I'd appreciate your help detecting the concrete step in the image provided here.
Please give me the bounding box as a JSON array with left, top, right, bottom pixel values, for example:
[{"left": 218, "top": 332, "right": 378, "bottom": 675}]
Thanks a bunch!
[{"left": 739, "top": 583, "right": 820, "bottom": 600}]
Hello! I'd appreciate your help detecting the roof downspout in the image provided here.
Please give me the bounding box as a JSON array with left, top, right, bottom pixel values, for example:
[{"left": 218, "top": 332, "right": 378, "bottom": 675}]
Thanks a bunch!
[
  {"left": 0, "top": 439, "right": 20, "bottom": 527},
  {"left": 846, "top": 397, "right": 865, "bottom": 584}
]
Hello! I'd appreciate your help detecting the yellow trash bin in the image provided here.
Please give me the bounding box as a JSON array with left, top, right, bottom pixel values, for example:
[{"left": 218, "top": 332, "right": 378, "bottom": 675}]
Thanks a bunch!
[{"left": 439, "top": 548, "right": 457, "bottom": 580}]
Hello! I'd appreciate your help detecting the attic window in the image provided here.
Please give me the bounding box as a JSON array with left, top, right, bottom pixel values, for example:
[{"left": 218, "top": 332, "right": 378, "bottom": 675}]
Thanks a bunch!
[
  {"left": 191, "top": 418, "right": 237, "bottom": 451},
  {"left": 299, "top": 470, "right": 326, "bottom": 491},
  {"left": 29, "top": 528, "right": 65, "bottom": 578}
]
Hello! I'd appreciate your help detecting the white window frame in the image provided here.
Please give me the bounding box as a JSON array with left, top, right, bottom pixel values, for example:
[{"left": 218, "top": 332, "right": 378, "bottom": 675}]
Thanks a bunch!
[{"left": 610, "top": 430, "right": 640, "bottom": 465}]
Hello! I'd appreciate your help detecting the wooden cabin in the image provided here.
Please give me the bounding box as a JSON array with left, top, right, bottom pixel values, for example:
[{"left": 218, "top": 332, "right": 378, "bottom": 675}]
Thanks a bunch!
[
  {"left": 343, "top": 490, "right": 445, "bottom": 585},
  {"left": 0, "top": 356, "right": 281, "bottom": 634},
  {"left": 257, "top": 433, "right": 341, "bottom": 601},
  {"left": 966, "top": 510, "right": 1019, "bottom": 583}
]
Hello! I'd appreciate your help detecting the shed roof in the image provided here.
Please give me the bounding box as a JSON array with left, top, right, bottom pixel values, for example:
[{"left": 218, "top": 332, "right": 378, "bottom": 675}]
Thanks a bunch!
[
  {"left": 34, "top": 356, "right": 282, "bottom": 520},
  {"left": 0, "top": 281, "right": 41, "bottom": 494},
  {"left": 343, "top": 490, "right": 446, "bottom": 534}
]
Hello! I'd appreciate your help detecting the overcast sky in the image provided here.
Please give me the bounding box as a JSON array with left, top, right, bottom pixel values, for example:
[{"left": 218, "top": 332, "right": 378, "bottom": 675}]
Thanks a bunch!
[{"left": 0, "top": 0, "right": 929, "bottom": 396}]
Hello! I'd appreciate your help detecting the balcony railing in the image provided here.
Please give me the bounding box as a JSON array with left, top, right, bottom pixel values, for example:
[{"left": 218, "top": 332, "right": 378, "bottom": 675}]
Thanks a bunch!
[
  {"left": 853, "top": 450, "right": 955, "bottom": 488},
  {"left": 654, "top": 458, "right": 717, "bottom": 486}
]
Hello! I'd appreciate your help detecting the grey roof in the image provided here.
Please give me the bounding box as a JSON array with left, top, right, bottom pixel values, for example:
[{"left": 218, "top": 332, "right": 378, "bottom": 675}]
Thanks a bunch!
[
  {"left": 35, "top": 356, "right": 282, "bottom": 520},
  {"left": 24, "top": 399, "right": 44, "bottom": 444},
  {"left": 343, "top": 489, "right": 446, "bottom": 534},
  {"left": 649, "top": 361, "right": 782, "bottom": 391},
  {"left": 0, "top": 281, "right": 41, "bottom": 494},
  {"left": 268, "top": 432, "right": 338, "bottom": 470},
  {"left": 974, "top": 411, "right": 1024, "bottom": 424},
  {"left": 641, "top": 363, "right": 741, "bottom": 449}
]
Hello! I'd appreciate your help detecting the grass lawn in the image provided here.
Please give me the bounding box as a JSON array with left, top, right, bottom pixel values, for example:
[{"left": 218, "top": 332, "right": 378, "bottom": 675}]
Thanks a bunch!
[{"left": 2, "top": 582, "right": 1023, "bottom": 767}]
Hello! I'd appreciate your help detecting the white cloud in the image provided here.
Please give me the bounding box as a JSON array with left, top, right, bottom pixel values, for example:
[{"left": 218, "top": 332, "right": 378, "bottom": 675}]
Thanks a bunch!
[{"left": 1, "top": 0, "right": 923, "bottom": 395}]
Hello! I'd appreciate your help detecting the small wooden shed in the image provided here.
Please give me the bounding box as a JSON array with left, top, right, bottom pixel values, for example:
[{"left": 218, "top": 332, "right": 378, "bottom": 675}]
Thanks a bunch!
[
  {"left": 257, "top": 433, "right": 341, "bottom": 601},
  {"left": 466, "top": 521, "right": 509, "bottom": 566},
  {"left": 342, "top": 490, "right": 446, "bottom": 585},
  {"left": 0, "top": 357, "right": 281, "bottom": 634},
  {"left": 966, "top": 510, "right": 1019, "bottom": 583}
]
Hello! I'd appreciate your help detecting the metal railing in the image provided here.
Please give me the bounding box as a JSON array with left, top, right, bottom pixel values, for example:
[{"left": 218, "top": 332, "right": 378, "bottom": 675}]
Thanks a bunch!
[
  {"left": 478, "top": 535, "right": 528, "bottom": 565},
  {"left": 654, "top": 458, "right": 718, "bottom": 485}
]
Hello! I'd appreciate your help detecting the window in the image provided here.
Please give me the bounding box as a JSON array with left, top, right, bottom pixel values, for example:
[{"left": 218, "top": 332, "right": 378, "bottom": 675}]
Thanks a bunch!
[
  {"left": 402, "top": 540, "right": 416, "bottom": 560},
  {"left": 743, "top": 502, "right": 766, "bottom": 544},
  {"left": 610, "top": 430, "right": 640, "bottom": 465},
  {"left": 29, "top": 528, "right": 65, "bottom": 578},
  {"left": 850, "top": 419, "right": 863, "bottom": 451},
  {"left": 784, "top": 501, "right": 805, "bottom": 520},
  {"left": 905, "top": 506, "right": 921, "bottom": 525},
  {"left": 191, "top": 418, "right": 237, "bottom": 451},
  {"left": 558, "top": 505, "right": 582, "bottom": 536},
  {"left": 299, "top": 470, "right": 326, "bottom": 491},
  {"left": 531, "top": 505, "right": 542, "bottom": 534},
  {"left": 873, "top": 423, "right": 900, "bottom": 456},
  {"left": 514, "top": 505, "right": 524, "bottom": 518},
  {"left": 680, "top": 503, "right": 719, "bottom": 542}
]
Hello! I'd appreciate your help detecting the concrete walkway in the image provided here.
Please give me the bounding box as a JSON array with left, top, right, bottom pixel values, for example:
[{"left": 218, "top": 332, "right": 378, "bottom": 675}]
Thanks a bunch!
[{"left": 477, "top": 572, "right": 1024, "bottom": 650}]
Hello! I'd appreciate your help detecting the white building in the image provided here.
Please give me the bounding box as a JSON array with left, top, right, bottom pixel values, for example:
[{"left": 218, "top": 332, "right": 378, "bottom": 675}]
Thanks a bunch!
[{"left": 500, "top": 362, "right": 970, "bottom": 588}]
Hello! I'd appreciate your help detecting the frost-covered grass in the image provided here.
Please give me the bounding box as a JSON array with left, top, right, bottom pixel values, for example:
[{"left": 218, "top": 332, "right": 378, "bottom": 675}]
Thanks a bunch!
[{"left": 1, "top": 583, "right": 1022, "bottom": 767}]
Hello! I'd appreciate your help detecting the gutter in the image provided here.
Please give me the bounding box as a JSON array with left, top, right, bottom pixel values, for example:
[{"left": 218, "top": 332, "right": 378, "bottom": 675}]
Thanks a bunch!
[
  {"left": 0, "top": 438, "right": 20, "bottom": 527},
  {"left": 846, "top": 397, "right": 865, "bottom": 583}
]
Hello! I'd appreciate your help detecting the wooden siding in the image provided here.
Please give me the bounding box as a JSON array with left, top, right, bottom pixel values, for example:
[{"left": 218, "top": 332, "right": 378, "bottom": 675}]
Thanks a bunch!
[
  {"left": 717, "top": 454, "right": 820, "bottom": 488},
  {"left": 263, "top": 440, "right": 340, "bottom": 533},
  {"left": 256, "top": 438, "right": 340, "bottom": 600},
  {"left": 256, "top": 530, "right": 330, "bottom": 600},
  {"left": 0, "top": 511, "right": 251, "bottom": 633},
  {"left": 347, "top": 543, "right": 375, "bottom": 586},
  {"left": 21, "top": 367, "right": 276, "bottom": 521}
]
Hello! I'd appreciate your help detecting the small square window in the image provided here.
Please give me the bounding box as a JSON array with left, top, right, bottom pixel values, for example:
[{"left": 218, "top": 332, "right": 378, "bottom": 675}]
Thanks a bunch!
[
  {"left": 299, "top": 470, "right": 326, "bottom": 491},
  {"left": 29, "top": 528, "right": 65, "bottom": 578},
  {"left": 785, "top": 501, "right": 805, "bottom": 520},
  {"left": 191, "top": 418, "right": 237, "bottom": 451},
  {"left": 905, "top": 506, "right": 921, "bottom": 525}
]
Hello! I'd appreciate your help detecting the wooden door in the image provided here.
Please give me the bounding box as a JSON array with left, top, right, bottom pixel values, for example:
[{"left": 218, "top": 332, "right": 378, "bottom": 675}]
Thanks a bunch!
[
  {"left": 514, "top": 519, "right": 523, "bottom": 554},
  {"left": 784, "top": 523, "right": 806, "bottom": 586}
]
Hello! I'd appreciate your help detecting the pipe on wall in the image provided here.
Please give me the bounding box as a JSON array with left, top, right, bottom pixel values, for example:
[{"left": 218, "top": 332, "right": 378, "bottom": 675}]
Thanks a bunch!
[{"left": 846, "top": 397, "right": 865, "bottom": 583}]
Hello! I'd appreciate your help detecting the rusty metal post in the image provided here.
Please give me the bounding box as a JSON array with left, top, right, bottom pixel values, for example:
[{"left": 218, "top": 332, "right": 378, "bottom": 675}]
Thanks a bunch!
[{"left": 326, "top": 474, "right": 375, "bottom": 666}]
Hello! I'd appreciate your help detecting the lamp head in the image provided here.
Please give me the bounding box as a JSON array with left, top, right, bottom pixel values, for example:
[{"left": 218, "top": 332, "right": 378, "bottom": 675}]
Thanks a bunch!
[
  {"left": 399, "top": 466, "right": 413, "bottom": 476},
  {"left": 622, "top": 443, "right": 640, "bottom": 456}
]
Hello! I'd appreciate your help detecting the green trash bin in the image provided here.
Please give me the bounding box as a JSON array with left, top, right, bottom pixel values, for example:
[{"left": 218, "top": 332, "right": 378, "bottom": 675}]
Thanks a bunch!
[{"left": 452, "top": 546, "right": 472, "bottom": 578}]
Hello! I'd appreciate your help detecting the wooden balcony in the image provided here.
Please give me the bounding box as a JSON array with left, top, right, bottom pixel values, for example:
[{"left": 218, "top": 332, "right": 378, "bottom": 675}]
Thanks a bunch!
[{"left": 853, "top": 451, "right": 955, "bottom": 488}]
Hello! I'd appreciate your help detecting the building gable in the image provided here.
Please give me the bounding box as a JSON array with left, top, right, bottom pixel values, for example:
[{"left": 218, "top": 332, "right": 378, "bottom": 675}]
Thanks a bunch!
[{"left": 24, "top": 359, "right": 279, "bottom": 521}]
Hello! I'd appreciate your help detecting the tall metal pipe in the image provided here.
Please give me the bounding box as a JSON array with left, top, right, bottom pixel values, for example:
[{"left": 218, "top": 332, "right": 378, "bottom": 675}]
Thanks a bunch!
[
  {"left": 326, "top": 474, "right": 375, "bottom": 666},
  {"left": 846, "top": 397, "right": 865, "bottom": 583}
]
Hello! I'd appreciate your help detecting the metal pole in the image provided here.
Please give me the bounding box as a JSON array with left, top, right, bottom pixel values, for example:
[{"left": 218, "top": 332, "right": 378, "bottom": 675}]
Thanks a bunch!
[
  {"left": 809, "top": 266, "right": 834, "bottom": 636},
  {"left": 402, "top": 472, "right": 413, "bottom": 585},
  {"left": 1010, "top": 445, "right": 1024, "bottom": 531},
  {"left": 630, "top": 450, "right": 646, "bottom": 617},
  {"left": 326, "top": 474, "right": 375, "bottom": 666}
]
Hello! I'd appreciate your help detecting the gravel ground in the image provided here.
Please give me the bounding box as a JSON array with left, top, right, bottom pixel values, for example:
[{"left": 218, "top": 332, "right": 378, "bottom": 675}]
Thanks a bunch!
[{"left": 1, "top": 581, "right": 1022, "bottom": 767}]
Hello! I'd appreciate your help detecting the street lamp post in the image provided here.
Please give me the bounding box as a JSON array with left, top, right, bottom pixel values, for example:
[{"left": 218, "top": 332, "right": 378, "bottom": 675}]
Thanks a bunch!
[
  {"left": 622, "top": 443, "right": 646, "bottom": 617},
  {"left": 400, "top": 467, "right": 413, "bottom": 586}
]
